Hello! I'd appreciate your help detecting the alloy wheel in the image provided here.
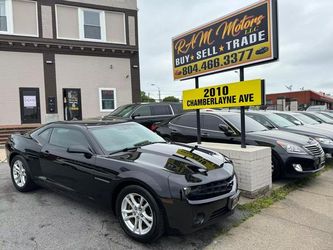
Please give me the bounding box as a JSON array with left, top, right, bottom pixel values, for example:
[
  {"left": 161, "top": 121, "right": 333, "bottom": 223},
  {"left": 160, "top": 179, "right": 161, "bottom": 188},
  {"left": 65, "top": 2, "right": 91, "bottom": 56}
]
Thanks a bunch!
[
  {"left": 121, "top": 193, "right": 154, "bottom": 235},
  {"left": 12, "top": 160, "right": 27, "bottom": 188}
]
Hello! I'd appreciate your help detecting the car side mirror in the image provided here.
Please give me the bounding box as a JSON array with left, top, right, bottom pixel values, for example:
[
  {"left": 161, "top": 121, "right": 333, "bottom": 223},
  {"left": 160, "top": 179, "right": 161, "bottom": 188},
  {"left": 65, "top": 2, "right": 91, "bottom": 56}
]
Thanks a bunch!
[
  {"left": 218, "top": 124, "right": 234, "bottom": 136},
  {"left": 294, "top": 120, "right": 302, "bottom": 126},
  {"left": 266, "top": 124, "right": 275, "bottom": 130},
  {"left": 131, "top": 114, "right": 140, "bottom": 119},
  {"left": 67, "top": 145, "right": 93, "bottom": 158}
]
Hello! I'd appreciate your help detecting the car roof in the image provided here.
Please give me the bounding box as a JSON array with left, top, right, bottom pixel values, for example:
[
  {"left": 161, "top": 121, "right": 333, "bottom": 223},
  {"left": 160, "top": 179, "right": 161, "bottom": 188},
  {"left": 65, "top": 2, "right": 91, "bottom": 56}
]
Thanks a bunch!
[{"left": 48, "top": 120, "right": 130, "bottom": 127}]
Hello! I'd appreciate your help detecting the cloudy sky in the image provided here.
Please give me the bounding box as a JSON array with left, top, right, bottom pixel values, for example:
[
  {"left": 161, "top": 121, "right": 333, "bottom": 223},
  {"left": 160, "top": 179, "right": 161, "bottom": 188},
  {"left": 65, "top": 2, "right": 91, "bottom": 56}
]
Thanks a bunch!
[{"left": 137, "top": 0, "right": 333, "bottom": 100}]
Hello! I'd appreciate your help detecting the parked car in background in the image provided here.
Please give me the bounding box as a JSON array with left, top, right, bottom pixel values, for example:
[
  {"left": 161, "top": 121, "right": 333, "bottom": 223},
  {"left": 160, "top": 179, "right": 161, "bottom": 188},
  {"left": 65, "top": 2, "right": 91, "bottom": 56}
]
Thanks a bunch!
[
  {"left": 247, "top": 111, "right": 333, "bottom": 158},
  {"left": 320, "top": 111, "right": 333, "bottom": 119},
  {"left": 156, "top": 111, "right": 325, "bottom": 179},
  {"left": 5, "top": 121, "right": 239, "bottom": 242},
  {"left": 102, "top": 103, "right": 184, "bottom": 129},
  {"left": 273, "top": 111, "right": 333, "bottom": 132},
  {"left": 300, "top": 112, "right": 333, "bottom": 125},
  {"left": 306, "top": 105, "right": 328, "bottom": 111}
]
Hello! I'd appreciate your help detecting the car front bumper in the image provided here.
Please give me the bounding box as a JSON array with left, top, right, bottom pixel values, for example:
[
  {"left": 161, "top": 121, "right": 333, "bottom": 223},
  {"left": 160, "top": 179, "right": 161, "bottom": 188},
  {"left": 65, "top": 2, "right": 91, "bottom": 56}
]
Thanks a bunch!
[
  {"left": 282, "top": 153, "right": 325, "bottom": 177},
  {"left": 162, "top": 189, "right": 240, "bottom": 235}
]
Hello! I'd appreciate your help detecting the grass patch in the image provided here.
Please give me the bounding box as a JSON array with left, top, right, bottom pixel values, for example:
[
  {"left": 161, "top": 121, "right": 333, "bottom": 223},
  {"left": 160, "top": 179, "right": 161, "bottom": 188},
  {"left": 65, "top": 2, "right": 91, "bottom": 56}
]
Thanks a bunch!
[
  {"left": 239, "top": 159, "right": 333, "bottom": 216},
  {"left": 213, "top": 160, "right": 333, "bottom": 238}
]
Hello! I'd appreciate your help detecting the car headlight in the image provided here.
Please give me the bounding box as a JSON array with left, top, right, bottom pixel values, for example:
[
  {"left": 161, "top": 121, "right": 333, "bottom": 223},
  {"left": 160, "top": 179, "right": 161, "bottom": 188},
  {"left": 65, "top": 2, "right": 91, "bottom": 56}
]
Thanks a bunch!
[
  {"left": 315, "top": 137, "right": 333, "bottom": 145},
  {"left": 276, "top": 140, "right": 307, "bottom": 154},
  {"left": 223, "top": 162, "right": 234, "bottom": 176}
]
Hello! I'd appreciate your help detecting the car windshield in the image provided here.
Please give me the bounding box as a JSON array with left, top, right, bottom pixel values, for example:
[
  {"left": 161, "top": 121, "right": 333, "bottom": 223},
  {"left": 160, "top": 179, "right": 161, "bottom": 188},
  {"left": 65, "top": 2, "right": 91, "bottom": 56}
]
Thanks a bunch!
[
  {"left": 322, "top": 112, "right": 333, "bottom": 119},
  {"left": 223, "top": 114, "right": 268, "bottom": 132},
  {"left": 265, "top": 114, "right": 296, "bottom": 127},
  {"left": 293, "top": 113, "right": 320, "bottom": 125},
  {"left": 107, "top": 105, "right": 137, "bottom": 118},
  {"left": 89, "top": 123, "right": 165, "bottom": 153},
  {"left": 313, "top": 113, "right": 333, "bottom": 123}
]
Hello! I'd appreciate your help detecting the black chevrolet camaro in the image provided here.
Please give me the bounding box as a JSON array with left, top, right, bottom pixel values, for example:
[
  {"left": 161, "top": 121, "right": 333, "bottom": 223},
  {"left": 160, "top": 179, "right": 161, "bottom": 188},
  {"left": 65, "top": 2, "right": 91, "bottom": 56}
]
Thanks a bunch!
[{"left": 5, "top": 121, "right": 239, "bottom": 242}]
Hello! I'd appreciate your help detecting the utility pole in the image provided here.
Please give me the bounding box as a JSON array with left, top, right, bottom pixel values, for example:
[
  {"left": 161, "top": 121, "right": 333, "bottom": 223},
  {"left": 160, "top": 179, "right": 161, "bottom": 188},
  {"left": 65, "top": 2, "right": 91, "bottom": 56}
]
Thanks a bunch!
[{"left": 151, "top": 84, "right": 161, "bottom": 102}]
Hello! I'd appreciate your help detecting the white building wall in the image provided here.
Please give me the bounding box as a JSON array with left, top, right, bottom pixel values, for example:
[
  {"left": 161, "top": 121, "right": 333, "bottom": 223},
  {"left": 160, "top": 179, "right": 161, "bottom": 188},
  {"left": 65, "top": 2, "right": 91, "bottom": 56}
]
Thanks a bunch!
[
  {"left": 55, "top": 54, "right": 132, "bottom": 120},
  {"left": 0, "top": 51, "right": 46, "bottom": 125}
]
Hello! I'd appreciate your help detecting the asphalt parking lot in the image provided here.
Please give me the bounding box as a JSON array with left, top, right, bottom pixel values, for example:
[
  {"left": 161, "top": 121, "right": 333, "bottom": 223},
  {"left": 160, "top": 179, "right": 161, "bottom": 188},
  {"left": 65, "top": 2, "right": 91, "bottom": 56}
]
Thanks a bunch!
[
  {"left": 0, "top": 162, "right": 248, "bottom": 250},
  {"left": 1, "top": 161, "right": 333, "bottom": 250}
]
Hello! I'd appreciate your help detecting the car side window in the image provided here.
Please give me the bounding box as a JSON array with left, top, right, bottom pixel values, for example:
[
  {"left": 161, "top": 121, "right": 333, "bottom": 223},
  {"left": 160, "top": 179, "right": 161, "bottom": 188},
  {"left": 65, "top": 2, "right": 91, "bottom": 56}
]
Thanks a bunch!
[
  {"left": 172, "top": 114, "right": 200, "bottom": 128},
  {"left": 132, "top": 106, "right": 152, "bottom": 117},
  {"left": 151, "top": 105, "right": 172, "bottom": 115},
  {"left": 35, "top": 128, "right": 53, "bottom": 145},
  {"left": 203, "top": 115, "right": 226, "bottom": 131},
  {"left": 49, "top": 128, "right": 90, "bottom": 149},
  {"left": 170, "top": 104, "right": 183, "bottom": 114},
  {"left": 248, "top": 114, "right": 271, "bottom": 128}
]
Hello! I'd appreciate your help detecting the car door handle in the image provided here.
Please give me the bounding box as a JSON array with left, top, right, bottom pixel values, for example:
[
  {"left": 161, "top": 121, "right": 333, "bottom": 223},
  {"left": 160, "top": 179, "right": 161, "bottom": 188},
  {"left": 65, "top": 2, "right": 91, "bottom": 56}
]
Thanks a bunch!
[
  {"left": 202, "top": 132, "right": 209, "bottom": 137},
  {"left": 171, "top": 129, "right": 178, "bottom": 133}
]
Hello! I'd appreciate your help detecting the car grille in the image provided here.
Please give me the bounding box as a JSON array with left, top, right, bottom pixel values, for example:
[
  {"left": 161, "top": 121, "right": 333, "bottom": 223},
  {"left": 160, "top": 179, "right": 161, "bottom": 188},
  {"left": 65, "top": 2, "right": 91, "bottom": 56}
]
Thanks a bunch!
[
  {"left": 187, "top": 176, "right": 234, "bottom": 201},
  {"left": 304, "top": 143, "right": 324, "bottom": 156},
  {"left": 208, "top": 207, "right": 228, "bottom": 222}
]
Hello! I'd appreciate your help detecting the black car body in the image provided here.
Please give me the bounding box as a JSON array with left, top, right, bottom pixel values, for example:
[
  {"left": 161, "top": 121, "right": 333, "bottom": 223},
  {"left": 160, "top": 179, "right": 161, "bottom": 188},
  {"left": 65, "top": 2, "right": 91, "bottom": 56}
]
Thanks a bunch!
[
  {"left": 5, "top": 121, "right": 239, "bottom": 242},
  {"left": 247, "top": 111, "right": 333, "bottom": 158},
  {"left": 102, "top": 103, "right": 183, "bottom": 129},
  {"left": 156, "top": 111, "right": 325, "bottom": 178}
]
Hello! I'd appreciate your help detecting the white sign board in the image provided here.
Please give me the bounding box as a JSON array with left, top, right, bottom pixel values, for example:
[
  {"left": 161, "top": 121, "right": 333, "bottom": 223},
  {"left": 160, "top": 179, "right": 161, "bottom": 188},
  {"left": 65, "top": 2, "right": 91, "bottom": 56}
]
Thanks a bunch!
[{"left": 23, "top": 96, "right": 37, "bottom": 107}]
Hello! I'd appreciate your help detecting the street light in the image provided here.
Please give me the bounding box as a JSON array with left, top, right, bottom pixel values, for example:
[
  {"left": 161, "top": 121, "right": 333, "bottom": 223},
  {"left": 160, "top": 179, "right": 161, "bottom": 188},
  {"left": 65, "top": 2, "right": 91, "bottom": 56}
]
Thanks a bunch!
[{"left": 151, "top": 84, "right": 161, "bottom": 102}]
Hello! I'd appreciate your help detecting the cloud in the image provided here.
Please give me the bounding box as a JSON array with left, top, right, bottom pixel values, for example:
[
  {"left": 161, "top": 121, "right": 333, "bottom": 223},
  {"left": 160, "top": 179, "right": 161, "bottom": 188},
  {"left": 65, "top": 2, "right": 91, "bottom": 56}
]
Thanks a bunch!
[{"left": 138, "top": 0, "right": 333, "bottom": 99}]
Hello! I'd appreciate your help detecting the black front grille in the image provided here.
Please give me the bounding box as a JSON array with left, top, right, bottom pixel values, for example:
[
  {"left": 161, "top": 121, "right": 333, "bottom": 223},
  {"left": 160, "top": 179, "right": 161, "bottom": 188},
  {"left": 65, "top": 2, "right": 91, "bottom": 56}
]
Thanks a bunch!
[
  {"left": 208, "top": 207, "right": 228, "bottom": 222},
  {"left": 304, "top": 144, "right": 324, "bottom": 156},
  {"left": 187, "top": 176, "right": 234, "bottom": 201}
]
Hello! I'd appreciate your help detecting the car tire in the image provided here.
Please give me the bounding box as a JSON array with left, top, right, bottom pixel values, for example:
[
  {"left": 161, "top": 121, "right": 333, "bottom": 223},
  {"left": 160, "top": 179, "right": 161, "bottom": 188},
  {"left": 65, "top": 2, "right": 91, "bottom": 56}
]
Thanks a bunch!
[
  {"left": 116, "top": 185, "right": 165, "bottom": 243},
  {"left": 272, "top": 154, "right": 282, "bottom": 180},
  {"left": 10, "top": 155, "right": 37, "bottom": 192}
]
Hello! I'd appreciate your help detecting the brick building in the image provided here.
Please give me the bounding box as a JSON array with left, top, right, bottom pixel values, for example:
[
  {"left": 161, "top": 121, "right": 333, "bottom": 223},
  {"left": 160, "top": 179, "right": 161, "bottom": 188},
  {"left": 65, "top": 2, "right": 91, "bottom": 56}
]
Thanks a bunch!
[{"left": 266, "top": 90, "right": 333, "bottom": 111}]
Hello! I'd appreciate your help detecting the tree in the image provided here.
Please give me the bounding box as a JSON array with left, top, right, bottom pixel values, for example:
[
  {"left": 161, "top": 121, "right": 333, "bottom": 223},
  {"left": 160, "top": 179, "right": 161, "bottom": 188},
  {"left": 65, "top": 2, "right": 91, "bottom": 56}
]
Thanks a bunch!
[
  {"left": 140, "top": 91, "right": 155, "bottom": 103},
  {"left": 162, "top": 96, "right": 179, "bottom": 102}
]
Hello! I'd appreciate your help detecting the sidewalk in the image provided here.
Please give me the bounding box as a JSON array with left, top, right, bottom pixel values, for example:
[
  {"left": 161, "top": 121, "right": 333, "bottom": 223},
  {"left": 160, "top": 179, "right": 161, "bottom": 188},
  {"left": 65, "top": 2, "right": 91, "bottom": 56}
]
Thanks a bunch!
[{"left": 206, "top": 168, "right": 333, "bottom": 250}]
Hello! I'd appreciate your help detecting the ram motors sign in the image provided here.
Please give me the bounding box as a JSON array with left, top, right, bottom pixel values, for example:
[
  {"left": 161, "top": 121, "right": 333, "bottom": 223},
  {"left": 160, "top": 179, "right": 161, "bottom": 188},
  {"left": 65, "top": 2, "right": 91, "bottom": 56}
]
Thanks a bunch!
[
  {"left": 172, "top": 0, "right": 278, "bottom": 80},
  {"left": 182, "top": 79, "right": 265, "bottom": 110}
]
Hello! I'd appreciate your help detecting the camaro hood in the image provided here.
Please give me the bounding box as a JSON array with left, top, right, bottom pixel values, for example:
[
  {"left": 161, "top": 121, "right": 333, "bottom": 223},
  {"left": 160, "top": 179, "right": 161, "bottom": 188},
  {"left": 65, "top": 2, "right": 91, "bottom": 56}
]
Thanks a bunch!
[
  {"left": 108, "top": 142, "right": 233, "bottom": 183},
  {"left": 249, "top": 129, "right": 313, "bottom": 145}
]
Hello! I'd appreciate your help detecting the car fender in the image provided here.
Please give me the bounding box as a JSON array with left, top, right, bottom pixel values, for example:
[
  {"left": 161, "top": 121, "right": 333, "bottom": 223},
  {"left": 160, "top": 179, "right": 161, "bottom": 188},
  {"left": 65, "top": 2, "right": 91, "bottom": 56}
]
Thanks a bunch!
[{"left": 116, "top": 170, "right": 171, "bottom": 198}]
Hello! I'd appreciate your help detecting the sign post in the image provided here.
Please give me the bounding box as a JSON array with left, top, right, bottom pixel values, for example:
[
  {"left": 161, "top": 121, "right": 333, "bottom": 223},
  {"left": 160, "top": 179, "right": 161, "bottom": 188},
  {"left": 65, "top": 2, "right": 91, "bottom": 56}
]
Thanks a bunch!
[
  {"left": 239, "top": 67, "right": 246, "bottom": 148},
  {"left": 195, "top": 77, "right": 202, "bottom": 144}
]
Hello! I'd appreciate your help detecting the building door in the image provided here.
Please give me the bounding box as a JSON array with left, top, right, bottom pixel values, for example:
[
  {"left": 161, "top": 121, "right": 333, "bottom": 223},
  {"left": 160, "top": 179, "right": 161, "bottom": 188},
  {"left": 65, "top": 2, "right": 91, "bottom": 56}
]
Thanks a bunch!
[
  {"left": 63, "top": 88, "right": 82, "bottom": 121},
  {"left": 19, "top": 88, "right": 41, "bottom": 124}
]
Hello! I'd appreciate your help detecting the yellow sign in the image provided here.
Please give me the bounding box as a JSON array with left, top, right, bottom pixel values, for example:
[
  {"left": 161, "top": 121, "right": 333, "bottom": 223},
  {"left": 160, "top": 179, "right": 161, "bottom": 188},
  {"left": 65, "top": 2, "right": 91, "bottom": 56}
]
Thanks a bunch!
[
  {"left": 182, "top": 79, "right": 265, "bottom": 110},
  {"left": 172, "top": 0, "right": 278, "bottom": 80}
]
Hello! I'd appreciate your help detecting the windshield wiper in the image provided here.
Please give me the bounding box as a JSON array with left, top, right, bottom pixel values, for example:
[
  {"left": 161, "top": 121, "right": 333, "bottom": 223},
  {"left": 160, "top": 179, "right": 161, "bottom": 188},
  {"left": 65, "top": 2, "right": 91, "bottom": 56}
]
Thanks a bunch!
[
  {"left": 109, "top": 147, "right": 138, "bottom": 155},
  {"left": 134, "top": 140, "right": 164, "bottom": 147}
]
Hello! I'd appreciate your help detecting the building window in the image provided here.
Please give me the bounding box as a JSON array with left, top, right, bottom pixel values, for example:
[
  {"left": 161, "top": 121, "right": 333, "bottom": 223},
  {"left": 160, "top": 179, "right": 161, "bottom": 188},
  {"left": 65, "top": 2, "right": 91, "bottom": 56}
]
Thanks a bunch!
[
  {"left": 99, "top": 88, "right": 116, "bottom": 112},
  {"left": 0, "top": 0, "right": 7, "bottom": 31},
  {"left": 80, "top": 8, "right": 105, "bottom": 41}
]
